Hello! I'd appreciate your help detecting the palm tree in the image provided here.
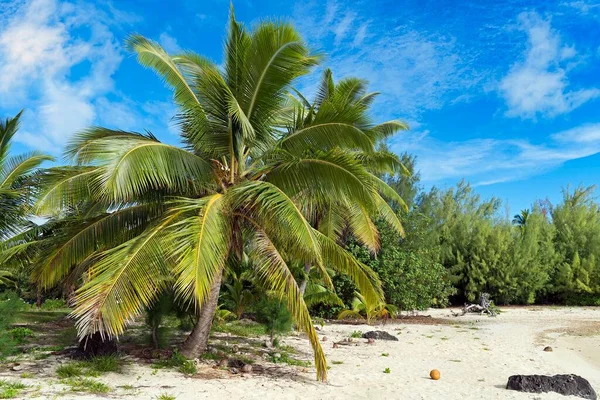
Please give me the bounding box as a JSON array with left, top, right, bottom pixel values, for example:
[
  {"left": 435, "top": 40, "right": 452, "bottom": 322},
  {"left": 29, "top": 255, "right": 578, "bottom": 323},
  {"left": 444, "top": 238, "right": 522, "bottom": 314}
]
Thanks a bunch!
[
  {"left": 288, "top": 69, "right": 408, "bottom": 293},
  {"left": 0, "top": 111, "right": 53, "bottom": 240},
  {"left": 512, "top": 209, "right": 530, "bottom": 228},
  {"left": 26, "top": 10, "right": 405, "bottom": 381},
  {"left": 0, "top": 111, "right": 53, "bottom": 285}
]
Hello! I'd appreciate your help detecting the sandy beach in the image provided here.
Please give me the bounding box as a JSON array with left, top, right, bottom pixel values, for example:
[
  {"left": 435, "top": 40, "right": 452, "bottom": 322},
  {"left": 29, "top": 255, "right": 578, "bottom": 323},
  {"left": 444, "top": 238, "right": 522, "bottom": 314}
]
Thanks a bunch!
[{"left": 1, "top": 307, "right": 598, "bottom": 399}]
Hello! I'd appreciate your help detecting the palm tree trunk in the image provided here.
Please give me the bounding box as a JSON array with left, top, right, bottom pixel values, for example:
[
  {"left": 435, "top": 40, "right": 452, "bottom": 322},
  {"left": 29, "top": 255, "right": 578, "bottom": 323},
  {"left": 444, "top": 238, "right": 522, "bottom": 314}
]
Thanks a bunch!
[
  {"left": 298, "top": 263, "right": 311, "bottom": 296},
  {"left": 180, "top": 271, "right": 223, "bottom": 358}
]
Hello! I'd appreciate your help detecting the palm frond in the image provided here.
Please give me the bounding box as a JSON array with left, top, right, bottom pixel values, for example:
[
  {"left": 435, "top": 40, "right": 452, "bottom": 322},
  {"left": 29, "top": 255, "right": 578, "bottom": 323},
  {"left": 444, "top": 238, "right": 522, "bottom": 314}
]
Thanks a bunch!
[
  {"left": 249, "top": 230, "right": 327, "bottom": 381},
  {"left": 168, "top": 195, "right": 231, "bottom": 308}
]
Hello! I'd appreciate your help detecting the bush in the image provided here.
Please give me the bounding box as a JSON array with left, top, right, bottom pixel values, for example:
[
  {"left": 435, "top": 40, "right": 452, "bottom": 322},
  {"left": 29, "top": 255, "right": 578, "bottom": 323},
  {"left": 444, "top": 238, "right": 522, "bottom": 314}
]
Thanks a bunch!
[
  {"left": 254, "top": 296, "right": 292, "bottom": 342},
  {"left": 8, "top": 328, "right": 33, "bottom": 344},
  {"left": 0, "top": 291, "right": 26, "bottom": 357},
  {"left": 40, "top": 299, "right": 67, "bottom": 311}
]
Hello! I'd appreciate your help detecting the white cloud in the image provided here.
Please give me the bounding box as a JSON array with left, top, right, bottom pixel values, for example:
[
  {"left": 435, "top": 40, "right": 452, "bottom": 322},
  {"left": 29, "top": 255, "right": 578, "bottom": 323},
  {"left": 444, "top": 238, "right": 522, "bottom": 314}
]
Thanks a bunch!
[
  {"left": 159, "top": 32, "right": 182, "bottom": 54},
  {"left": 499, "top": 12, "right": 600, "bottom": 118},
  {"left": 0, "top": 0, "right": 124, "bottom": 152},
  {"left": 352, "top": 23, "right": 368, "bottom": 47},
  {"left": 293, "top": 0, "right": 482, "bottom": 118},
  {"left": 390, "top": 123, "right": 600, "bottom": 185},
  {"left": 0, "top": 0, "right": 179, "bottom": 153}
]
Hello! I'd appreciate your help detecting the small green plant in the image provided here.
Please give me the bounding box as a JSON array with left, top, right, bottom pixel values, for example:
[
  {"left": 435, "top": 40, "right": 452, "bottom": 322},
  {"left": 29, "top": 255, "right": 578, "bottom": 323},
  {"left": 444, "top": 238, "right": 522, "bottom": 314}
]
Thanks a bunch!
[
  {"left": 156, "top": 394, "right": 176, "bottom": 400},
  {"left": 350, "top": 331, "right": 362, "bottom": 338},
  {"left": 8, "top": 328, "right": 34, "bottom": 344},
  {"left": 0, "top": 380, "right": 27, "bottom": 399},
  {"left": 56, "top": 364, "right": 84, "bottom": 378},
  {"left": 383, "top": 367, "right": 391, "bottom": 374},
  {"left": 152, "top": 351, "right": 196, "bottom": 375},
  {"left": 331, "top": 360, "right": 343, "bottom": 365},
  {"left": 381, "top": 353, "right": 389, "bottom": 357},
  {"left": 269, "top": 352, "right": 311, "bottom": 367},
  {"left": 18, "top": 373, "right": 33, "bottom": 379},
  {"left": 63, "top": 378, "right": 110, "bottom": 394}
]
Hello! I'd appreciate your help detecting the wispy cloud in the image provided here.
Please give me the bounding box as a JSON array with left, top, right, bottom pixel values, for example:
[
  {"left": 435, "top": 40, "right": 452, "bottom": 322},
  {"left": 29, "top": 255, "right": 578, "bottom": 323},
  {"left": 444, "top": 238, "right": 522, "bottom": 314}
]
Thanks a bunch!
[
  {"left": 159, "top": 32, "right": 182, "bottom": 54},
  {"left": 499, "top": 11, "right": 600, "bottom": 118},
  {"left": 0, "top": 0, "right": 178, "bottom": 153},
  {"left": 293, "top": 0, "right": 484, "bottom": 119},
  {"left": 390, "top": 123, "right": 600, "bottom": 186}
]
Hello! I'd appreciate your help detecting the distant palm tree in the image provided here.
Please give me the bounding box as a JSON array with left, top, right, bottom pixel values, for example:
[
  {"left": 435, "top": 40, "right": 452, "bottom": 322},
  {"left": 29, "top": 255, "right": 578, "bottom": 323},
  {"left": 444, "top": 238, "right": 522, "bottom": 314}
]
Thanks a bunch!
[
  {"left": 512, "top": 209, "right": 530, "bottom": 228},
  {"left": 23, "top": 9, "right": 403, "bottom": 381}
]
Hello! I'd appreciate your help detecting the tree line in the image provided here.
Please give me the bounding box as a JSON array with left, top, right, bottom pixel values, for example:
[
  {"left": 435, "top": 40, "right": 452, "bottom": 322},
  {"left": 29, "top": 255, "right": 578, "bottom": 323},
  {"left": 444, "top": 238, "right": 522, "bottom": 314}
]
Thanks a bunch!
[{"left": 338, "top": 154, "right": 600, "bottom": 313}]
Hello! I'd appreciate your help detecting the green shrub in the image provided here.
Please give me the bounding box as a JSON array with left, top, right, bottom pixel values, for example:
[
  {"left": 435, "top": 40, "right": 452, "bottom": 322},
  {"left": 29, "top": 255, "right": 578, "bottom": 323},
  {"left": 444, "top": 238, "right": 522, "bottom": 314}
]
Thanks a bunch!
[
  {"left": 40, "top": 299, "right": 67, "bottom": 311},
  {"left": 254, "top": 296, "right": 292, "bottom": 342},
  {"left": 8, "top": 328, "right": 33, "bottom": 344},
  {"left": 0, "top": 292, "right": 26, "bottom": 357}
]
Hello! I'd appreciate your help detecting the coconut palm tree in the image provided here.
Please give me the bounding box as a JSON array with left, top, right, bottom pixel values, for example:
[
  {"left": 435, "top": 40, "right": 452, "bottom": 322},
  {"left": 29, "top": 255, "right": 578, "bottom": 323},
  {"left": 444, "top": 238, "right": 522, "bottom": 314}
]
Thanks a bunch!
[
  {"left": 27, "top": 10, "right": 405, "bottom": 381},
  {"left": 0, "top": 111, "right": 53, "bottom": 240},
  {"left": 0, "top": 111, "right": 53, "bottom": 286},
  {"left": 287, "top": 69, "right": 409, "bottom": 293}
]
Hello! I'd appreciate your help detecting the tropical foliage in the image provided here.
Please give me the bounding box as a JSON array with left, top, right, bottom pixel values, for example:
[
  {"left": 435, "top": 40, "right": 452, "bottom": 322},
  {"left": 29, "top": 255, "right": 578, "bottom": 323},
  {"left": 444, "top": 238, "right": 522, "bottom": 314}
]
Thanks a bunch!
[{"left": 1, "top": 10, "right": 406, "bottom": 381}]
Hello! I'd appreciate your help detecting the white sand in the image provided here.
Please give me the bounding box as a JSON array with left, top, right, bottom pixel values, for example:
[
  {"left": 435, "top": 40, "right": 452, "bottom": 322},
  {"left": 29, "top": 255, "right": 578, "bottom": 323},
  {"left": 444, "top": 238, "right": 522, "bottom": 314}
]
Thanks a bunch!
[{"left": 4, "top": 307, "right": 599, "bottom": 399}]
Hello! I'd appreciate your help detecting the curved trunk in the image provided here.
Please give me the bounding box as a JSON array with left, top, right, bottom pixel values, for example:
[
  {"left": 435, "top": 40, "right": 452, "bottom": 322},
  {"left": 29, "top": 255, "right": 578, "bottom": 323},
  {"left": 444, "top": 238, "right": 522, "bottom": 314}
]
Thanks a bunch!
[{"left": 180, "top": 270, "right": 223, "bottom": 358}]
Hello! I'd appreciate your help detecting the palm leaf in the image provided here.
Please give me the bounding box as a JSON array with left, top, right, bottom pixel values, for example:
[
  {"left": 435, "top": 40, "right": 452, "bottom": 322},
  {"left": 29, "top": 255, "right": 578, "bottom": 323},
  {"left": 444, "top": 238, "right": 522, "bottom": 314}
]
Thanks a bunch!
[{"left": 249, "top": 230, "right": 327, "bottom": 381}]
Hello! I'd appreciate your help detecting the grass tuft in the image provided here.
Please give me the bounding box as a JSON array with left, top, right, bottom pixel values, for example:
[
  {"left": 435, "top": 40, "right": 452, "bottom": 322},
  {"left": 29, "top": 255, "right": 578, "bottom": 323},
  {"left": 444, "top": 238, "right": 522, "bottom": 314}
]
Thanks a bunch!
[
  {"left": 63, "top": 377, "right": 110, "bottom": 394},
  {"left": 156, "top": 394, "right": 176, "bottom": 400},
  {"left": 0, "top": 380, "right": 28, "bottom": 399},
  {"left": 56, "top": 364, "right": 84, "bottom": 378},
  {"left": 152, "top": 351, "right": 197, "bottom": 375},
  {"left": 350, "top": 331, "right": 362, "bottom": 339}
]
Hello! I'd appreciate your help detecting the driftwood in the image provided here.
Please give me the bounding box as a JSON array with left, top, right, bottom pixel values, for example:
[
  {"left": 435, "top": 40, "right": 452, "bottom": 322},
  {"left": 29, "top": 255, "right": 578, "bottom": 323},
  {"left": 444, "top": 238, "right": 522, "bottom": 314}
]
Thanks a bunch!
[{"left": 452, "top": 293, "right": 497, "bottom": 317}]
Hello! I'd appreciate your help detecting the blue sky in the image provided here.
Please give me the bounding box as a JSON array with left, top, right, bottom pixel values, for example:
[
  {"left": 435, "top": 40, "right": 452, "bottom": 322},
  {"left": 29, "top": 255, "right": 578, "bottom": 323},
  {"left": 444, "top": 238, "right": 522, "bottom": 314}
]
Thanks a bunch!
[{"left": 1, "top": 0, "right": 599, "bottom": 214}]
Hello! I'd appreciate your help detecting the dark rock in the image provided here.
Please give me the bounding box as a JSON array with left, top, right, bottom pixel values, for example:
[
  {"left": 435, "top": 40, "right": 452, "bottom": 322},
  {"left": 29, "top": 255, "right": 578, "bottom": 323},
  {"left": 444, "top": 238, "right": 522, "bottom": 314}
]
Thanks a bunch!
[
  {"left": 322, "top": 336, "right": 328, "bottom": 342},
  {"left": 543, "top": 346, "right": 553, "bottom": 352},
  {"left": 506, "top": 374, "right": 596, "bottom": 400},
  {"left": 227, "top": 359, "right": 245, "bottom": 369},
  {"left": 361, "top": 331, "right": 399, "bottom": 341}
]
